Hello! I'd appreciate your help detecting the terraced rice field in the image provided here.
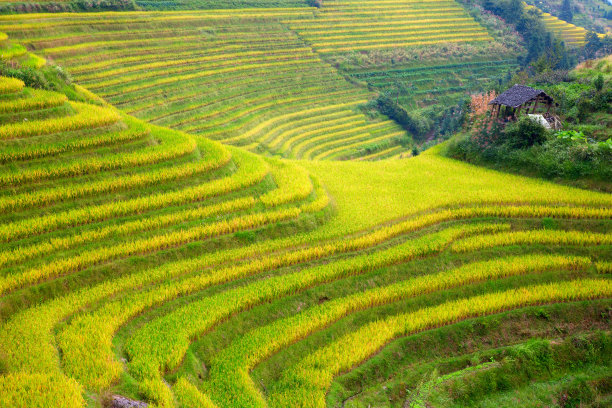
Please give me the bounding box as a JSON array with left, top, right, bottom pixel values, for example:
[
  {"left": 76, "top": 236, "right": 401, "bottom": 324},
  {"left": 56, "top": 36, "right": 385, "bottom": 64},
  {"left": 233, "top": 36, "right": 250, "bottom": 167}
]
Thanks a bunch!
[
  {"left": 134, "top": 0, "right": 309, "bottom": 10},
  {"left": 0, "top": 67, "right": 610, "bottom": 408},
  {"left": 524, "top": 4, "right": 601, "bottom": 47},
  {"left": 286, "top": 0, "right": 493, "bottom": 53},
  {"left": 0, "top": 1, "right": 500, "bottom": 160},
  {"left": 0, "top": 9, "right": 413, "bottom": 160},
  {"left": 0, "top": 32, "right": 44, "bottom": 68},
  {"left": 0, "top": 2, "right": 611, "bottom": 407},
  {"left": 347, "top": 59, "right": 519, "bottom": 110}
]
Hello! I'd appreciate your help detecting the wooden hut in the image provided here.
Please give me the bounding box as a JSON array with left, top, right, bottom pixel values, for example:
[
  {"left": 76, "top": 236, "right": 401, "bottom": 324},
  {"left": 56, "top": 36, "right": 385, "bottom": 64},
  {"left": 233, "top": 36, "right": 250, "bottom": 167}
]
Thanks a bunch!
[{"left": 489, "top": 84, "right": 561, "bottom": 128}]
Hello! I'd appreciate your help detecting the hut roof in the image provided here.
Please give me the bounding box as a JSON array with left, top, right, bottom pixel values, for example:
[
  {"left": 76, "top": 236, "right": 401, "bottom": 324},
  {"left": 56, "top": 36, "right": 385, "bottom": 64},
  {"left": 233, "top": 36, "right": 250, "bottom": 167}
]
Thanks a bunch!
[{"left": 489, "top": 84, "right": 554, "bottom": 108}]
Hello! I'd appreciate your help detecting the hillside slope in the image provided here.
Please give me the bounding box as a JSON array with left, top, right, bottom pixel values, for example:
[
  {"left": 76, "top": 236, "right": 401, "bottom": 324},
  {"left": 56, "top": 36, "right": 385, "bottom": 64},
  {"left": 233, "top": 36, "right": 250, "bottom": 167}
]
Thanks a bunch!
[
  {"left": 0, "top": 0, "right": 503, "bottom": 159},
  {"left": 0, "top": 71, "right": 610, "bottom": 408},
  {"left": 0, "top": 2, "right": 610, "bottom": 408}
]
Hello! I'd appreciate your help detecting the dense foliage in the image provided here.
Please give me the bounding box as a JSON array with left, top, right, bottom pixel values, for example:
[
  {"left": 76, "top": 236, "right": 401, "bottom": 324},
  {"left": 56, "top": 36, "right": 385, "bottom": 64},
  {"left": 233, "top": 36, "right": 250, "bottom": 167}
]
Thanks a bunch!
[
  {"left": 483, "top": 0, "right": 575, "bottom": 68},
  {"left": 447, "top": 60, "right": 612, "bottom": 187},
  {"left": 525, "top": 0, "right": 612, "bottom": 34},
  {"left": 0, "top": 0, "right": 135, "bottom": 13}
]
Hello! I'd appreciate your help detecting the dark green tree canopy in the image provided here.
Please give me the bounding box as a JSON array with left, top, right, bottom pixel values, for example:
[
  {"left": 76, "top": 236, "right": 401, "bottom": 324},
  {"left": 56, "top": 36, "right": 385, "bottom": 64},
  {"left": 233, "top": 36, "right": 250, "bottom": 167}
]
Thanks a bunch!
[{"left": 559, "top": 0, "right": 573, "bottom": 23}]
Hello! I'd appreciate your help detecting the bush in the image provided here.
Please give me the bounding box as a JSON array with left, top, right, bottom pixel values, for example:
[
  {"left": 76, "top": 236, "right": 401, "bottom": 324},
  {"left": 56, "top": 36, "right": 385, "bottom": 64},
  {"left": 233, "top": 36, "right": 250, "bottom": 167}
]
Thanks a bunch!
[
  {"left": 0, "top": 62, "right": 78, "bottom": 100},
  {"left": 0, "top": 65, "right": 48, "bottom": 89},
  {"left": 374, "top": 95, "right": 431, "bottom": 140},
  {"left": 0, "top": 0, "right": 135, "bottom": 13},
  {"left": 593, "top": 74, "right": 604, "bottom": 92},
  {"left": 504, "top": 116, "right": 548, "bottom": 148}
]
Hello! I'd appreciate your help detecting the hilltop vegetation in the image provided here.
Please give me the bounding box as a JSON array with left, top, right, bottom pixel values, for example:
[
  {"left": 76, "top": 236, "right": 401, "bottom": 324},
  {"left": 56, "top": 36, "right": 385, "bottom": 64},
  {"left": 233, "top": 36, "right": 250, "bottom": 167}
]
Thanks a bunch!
[
  {"left": 0, "top": 1, "right": 610, "bottom": 408},
  {"left": 447, "top": 55, "right": 612, "bottom": 190},
  {"left": 0, "top": 0, "right": 312, "bottom": 14},
  {"left": 525, "top": 0, "right": 612, "bottom": 34}
]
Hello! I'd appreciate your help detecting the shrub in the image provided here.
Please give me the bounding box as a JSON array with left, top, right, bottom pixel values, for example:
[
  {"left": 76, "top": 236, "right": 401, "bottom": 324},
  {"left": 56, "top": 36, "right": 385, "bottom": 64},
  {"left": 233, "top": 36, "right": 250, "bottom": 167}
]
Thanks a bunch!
[
  {"left": 374, "top": 95, "right": 431, "bottom": 139},
  {"left": 593, "top": 74, "right": 604, "bottom": 92},
  {"left": 0, "top": 64, "right": 49, "bottom": 89},
  {"left": 504, "top": 116, "right": 548, "bottom": 148}
]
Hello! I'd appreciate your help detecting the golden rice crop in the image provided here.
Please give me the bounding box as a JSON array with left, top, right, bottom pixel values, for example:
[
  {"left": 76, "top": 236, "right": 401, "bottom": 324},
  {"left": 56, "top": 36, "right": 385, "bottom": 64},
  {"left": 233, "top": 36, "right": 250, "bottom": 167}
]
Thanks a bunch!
[
  {"left": 0, "top": 125, "right": 196, "bottom": 186},
  {"left": 60, "top": 223, "right": 503, "bottom": 391},
  {"left": 0, "top": 125, "right": 148, "bottom": 163},
  {"left": 75, "top": 48, "right": 313, "bottom": 82},
  {"left": 267, "top": 279, "right": 612, "bottom": 407},
  {"left": 182, "top": 88, "right": 363, "bottom": 136},
  {"left": 260, "top": 160, "right": 313, "bottom": 207},
  {"left": 0, "top": 101, "right": 120, "bottom": 140},
  {"left": 451, "top": 230, "right": 612, "bottom": 252},
  {"left": 0, "top": 373, "right": 83, "bottom": 408},
  {"left": 303, "top": 125, "right": 400, "bottom": 159},
  {"left": 0, "top": 196, "right": 255, "bottom": 269},
  {"left": 316, "top": 31, "right": 492, "bottom": 47},
  {"left": 286, "top": 17, "right": 474, "bottom": 30},
  {"left": 174, "top": 379, "right": 217, "bottom": 408},
  {"left": 0, "top": 76, "right": 23, "bottom": 93},
  {"left": 0, "top": 137, "right": 230, "bottom": 211},
  {"left": 0, "top": 207, "right": 302, "bottom": 295},
  {"left": 357, "top": 145, "right": 404, "bottom": 161},
  {"left": 268, "top": 109, "right": 361, "bottom": 150},
  {"left": 303, "top": 21, "right": 479, "bottom": 36},
  {"left": 101, "top": 59, "right": 320, "bottom": 96},
  {"left": 86, "top": 54, "right": 320, "bottom": 90},
  {"left": 0, "top": 148, "right": 267, "bottom": 241},
  {"left": 201, "top": 254, "right": 591, "bottom": 407},
  {"left": 314, "top": 130, "right": 405, "bottom": 160},
  {"left": 284, "top": 118, "right": 369, "bottom": 155},
  {"left": 0, "top": 42, "right": 27, "bottom": 59},
  {"left": 306, "top": 27, "right": 484, "bottom": 42},
  {"left": 0, "top": 14, "right": 609, "bottom": 408},
  {"left": 224, "top": 101, "right": 365, "bottom": 145},
  {"left": 316, "top": 35, "right": 491, "bottom": 53},
  {"left": 69, "top": 47, "right": 310, "bottom": 75},
  {"left": 23, "top": 52, "right": 46, "bottom": 68},
  {"left": 0, "top": 88, "right": 65, "bottom": 113}
]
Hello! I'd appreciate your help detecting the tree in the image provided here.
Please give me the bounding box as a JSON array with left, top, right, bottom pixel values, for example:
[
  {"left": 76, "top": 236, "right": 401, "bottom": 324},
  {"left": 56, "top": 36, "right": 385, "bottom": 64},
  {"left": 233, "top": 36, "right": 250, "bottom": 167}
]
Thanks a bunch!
[
  {"left": 594, "top": 74, "right": 604, "bottom": 92},
  {"left": 559, "top": 0, "right": 573, "bottom": 23},
  {"left": 583, "top": 31, "right": 603, "bottom": 59}
]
